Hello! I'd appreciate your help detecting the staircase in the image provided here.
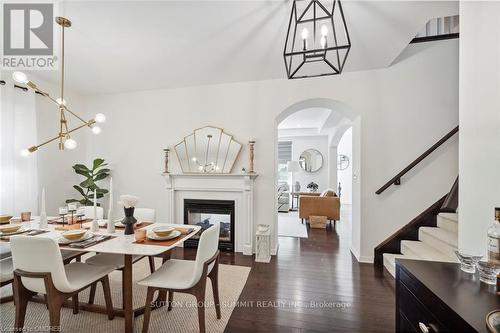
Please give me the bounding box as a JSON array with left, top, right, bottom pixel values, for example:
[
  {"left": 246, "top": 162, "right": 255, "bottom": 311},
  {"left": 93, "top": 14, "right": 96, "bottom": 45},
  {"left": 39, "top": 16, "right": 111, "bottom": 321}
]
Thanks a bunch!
[
  {"left": 382, "top": 212, "right": 458, "bottom": 277},
  {"left": 373, "top": 126, "right": 459, "bottom": 275}
]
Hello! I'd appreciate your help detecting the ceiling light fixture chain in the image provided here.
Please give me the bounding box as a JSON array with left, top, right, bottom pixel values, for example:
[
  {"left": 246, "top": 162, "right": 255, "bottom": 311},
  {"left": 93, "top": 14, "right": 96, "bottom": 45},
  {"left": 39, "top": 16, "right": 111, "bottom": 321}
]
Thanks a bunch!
[
  {"left": 13, "top": 16, "right": 105, "bottom": 156},
  {"left": 284, "top": 0, "right": 351, "bottom": 79}
]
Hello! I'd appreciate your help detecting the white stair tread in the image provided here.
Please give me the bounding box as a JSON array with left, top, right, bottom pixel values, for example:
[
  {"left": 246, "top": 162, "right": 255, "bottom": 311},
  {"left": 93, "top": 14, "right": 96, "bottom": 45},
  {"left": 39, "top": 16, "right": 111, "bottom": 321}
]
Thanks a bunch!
[
  {"left": 383, "top": 253, "right": 420, "bottom": 277},
  {"left": 438, "top": 212, "right": 458, "bottom": 222},
  {"left": 401, "top": 240, "right": 457, "bottom": 262},
  {"left": 383, "top": 253, "right": 405, "bottom": 277},
  {"left": 419, "top": 227, "right": 458, "bottom": 248}
]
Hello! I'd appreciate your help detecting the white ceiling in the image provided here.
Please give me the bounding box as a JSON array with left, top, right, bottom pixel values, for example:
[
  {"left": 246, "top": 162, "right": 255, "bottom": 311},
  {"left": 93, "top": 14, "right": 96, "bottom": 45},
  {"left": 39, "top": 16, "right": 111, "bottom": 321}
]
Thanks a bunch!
[
  {"left": 278, "top": 107, "right": 332, "bottom": 130},
  {"left": 14, "top": 1, "right": 458, "bottom": 95}
]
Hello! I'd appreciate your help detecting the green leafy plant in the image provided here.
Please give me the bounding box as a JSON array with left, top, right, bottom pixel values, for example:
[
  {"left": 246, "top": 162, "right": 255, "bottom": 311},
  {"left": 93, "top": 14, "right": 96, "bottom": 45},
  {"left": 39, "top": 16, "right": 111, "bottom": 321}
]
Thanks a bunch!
[{"left": 66, "top": 158, "right": 110, "bottom": 206}]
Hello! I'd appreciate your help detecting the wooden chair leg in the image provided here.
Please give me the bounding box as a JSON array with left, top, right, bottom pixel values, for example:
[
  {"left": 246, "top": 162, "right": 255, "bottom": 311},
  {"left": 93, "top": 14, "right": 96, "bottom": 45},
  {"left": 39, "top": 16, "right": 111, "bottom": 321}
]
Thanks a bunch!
[
  {"left": 208, "top": 266, "right": 221, "bottom": 319},
  {"left": 47, "top": 298, "right": 63, "bottom": 332},
  {"left": 101, "top": 276, "right": 114, "bottom": 320},
  {"left": 13, "top": 276, "right": 32, "bottom": 330},
  {"left": 168, "top": 291, "right": 173, "bottom": 311},
  {"left": 195, "top": 291, "right": 206, "bottom": 333},
  {"left": 142, "top": 287, "right": 156, "bottom": 333},
  {"left": 148, "top": 256, "right": 155, "bottom": 273},
  {"left": 43, "top": 294, "right": 49, "bottom": 309},
  {"left": 88, "top": 282, "right": 97, "bottom": 304},
  {"left": 72, "top": 294, "right": 79, "bottom": 314}
]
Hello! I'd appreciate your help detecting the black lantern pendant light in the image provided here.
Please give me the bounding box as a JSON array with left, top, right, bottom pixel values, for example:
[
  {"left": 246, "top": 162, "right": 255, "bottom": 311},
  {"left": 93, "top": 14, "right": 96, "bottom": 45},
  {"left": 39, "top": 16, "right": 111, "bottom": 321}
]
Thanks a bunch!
[{"left": 284, "top": 0, "right": 351, "bottom": 79}]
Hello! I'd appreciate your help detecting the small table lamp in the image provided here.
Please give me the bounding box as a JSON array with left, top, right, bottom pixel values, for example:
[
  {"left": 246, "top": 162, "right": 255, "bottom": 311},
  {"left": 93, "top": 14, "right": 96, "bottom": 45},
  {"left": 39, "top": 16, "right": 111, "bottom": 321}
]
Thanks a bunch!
[{"left": 287, "top": 160, "right": 300, "bottom": 179}]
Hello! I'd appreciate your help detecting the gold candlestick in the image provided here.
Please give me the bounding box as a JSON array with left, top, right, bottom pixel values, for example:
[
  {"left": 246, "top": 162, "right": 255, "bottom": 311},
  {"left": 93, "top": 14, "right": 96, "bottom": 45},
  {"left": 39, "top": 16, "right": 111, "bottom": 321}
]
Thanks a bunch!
[
  {"left": 248, "top": 140, "right": 255, "bottom": 173},
  {"left": 163, "top": 148, "right": 170, "bottom": 173}
]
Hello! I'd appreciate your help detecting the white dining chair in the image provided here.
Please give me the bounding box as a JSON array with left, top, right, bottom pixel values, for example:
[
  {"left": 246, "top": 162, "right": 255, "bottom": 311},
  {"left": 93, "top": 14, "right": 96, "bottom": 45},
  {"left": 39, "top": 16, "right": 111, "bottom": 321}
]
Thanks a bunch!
[
  {"left": 139, "top": 223, "right": 221, "bottom": 333},
  {"left": 0, "top": 257, "right": 14, "bottom": 303},
  {"left": 10, "top": 236, "right": 116, "bottom": 331},
  {"left": 133, "top": 208, "right": 156, "bottom": 223},
  {"left": 80, "top": 206, "right": 104, "bottom": 219},
  {"left": 0, "top": 249, "right": 85, "bottom": 305}
]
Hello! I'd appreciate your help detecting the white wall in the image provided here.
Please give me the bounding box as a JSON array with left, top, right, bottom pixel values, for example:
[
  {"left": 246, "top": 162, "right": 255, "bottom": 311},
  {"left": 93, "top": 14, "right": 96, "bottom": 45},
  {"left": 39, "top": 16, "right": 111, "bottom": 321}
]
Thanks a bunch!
[
  {"left": 279, "top": 135, "right": 329, "bottom": 192},
  {"left": 83, "top": 39, "right": 458, "bottom": 259},
  {"left": 80, "top": 39, "right": 458, "bottom": 259},
  {"left": 337, "top": 127, "right": 353, "bottom": 204},
  {"left": 459, "top": 2, "right": 500, "bottom": 254}
]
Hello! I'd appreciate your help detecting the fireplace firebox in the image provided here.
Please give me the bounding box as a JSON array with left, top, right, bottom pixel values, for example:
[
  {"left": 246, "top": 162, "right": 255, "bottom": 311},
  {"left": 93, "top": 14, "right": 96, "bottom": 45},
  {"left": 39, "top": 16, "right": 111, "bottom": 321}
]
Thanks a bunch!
[{"left": 183, "top": 199, "right": 235, "bottom": 251}]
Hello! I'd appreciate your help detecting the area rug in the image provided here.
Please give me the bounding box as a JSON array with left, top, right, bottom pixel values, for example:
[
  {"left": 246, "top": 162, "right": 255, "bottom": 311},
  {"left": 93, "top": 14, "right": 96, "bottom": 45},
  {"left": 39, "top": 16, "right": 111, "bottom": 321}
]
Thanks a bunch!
[
  {"left": 0, "top": 257, "right": 250, "bottom": 333},
  {"left": 278, "top": 212, "right": 308, "bottom": 238}
]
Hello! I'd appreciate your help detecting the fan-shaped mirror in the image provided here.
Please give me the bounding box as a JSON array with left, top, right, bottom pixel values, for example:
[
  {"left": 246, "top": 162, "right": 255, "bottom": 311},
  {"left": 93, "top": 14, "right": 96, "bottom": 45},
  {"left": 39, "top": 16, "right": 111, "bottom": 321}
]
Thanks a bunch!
[
  {"left": 174, "top": 126, "right": 242, "bottom": 173},
  {"left": 299, "top": 149, "right": 324, "bottom": 173}
]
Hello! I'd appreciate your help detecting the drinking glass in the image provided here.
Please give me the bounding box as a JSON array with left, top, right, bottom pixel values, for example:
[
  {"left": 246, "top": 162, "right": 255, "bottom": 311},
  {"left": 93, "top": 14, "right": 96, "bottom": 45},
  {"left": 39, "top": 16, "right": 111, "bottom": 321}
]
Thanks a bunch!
[
  {"left": 454, "top": 250, "right": 483, "bottom": 273},
  {"left": 477, "top": 261, "right": 500, "bottom": 285},
  {"left": 20, "top": 212, "right": 31, "bottom": 222},
  {"left": 134, "top": 229, "right": 147, "bottom": 243}
]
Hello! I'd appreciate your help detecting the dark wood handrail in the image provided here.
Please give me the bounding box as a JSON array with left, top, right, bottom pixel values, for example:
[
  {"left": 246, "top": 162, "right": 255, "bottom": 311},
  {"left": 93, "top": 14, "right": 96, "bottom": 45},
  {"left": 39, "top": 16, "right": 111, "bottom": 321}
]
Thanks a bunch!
[{"left": 375, "top": 126, "right": 458, "bottom": 195}]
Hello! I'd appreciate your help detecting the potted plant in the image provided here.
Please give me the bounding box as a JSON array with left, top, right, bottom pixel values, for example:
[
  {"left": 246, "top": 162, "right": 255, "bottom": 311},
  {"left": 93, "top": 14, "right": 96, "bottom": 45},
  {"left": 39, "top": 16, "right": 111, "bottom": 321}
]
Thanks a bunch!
[
  {"left": 307, "top": 182, "right": 319, "bottom": 192},
  {"left": 66, "top": 158, "right": 110, "bottom": 206}
]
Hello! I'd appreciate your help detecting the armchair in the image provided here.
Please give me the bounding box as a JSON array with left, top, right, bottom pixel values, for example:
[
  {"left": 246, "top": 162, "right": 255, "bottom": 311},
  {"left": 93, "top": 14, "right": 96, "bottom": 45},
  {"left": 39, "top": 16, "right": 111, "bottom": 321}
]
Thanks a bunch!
[{"left": 299, "top": 189, "right": 340, "bottom": 228}]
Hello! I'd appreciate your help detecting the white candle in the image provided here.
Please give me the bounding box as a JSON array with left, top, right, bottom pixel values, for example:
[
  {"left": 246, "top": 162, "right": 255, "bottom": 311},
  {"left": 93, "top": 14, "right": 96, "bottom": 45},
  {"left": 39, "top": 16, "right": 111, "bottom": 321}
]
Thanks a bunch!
[
  {"left": 39, "top": 187, "right": 48, "bottom": 229},
  {"left": 68, "top": 203, "right": 77, "bottom": 211},
  {"left": 59, "top": 207, "right": 68, "bottom": 215},
  {"left": 107, "top": 177, "right": 115, "bottom": 233},
  {"left": 41, "top": 187, "right": 46, "bottom": 213},
  {"left": 91, "top": 189, "right": 99, "bottom": 232}
]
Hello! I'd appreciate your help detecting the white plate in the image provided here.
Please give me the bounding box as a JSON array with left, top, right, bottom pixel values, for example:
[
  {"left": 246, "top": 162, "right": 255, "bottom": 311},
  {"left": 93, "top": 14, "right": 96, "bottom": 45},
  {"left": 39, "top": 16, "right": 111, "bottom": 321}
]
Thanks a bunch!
[
  {"left": 0, "top": 227, "right": 28, "bottom": 236},
  {"left": 58, "top": 232, "right": 93, "bottom": 245},
  {"left": 115, "top": 220, "right": 142, "bottom": 228},
  {"left": 147, "top": 230, "right": 181, "bottom": 241}
]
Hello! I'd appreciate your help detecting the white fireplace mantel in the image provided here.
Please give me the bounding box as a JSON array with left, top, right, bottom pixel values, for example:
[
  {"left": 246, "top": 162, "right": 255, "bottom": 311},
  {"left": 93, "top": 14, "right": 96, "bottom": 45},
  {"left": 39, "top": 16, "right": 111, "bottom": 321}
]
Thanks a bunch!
[{"left": 162, "top": 173, "right": 258, "bottom": 255}]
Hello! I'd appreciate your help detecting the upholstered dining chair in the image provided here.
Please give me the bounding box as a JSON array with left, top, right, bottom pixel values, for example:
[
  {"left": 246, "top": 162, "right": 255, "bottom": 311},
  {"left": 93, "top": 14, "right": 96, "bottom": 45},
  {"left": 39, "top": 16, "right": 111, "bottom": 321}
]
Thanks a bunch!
[
  {"left": 10, "top": 236, "right": 116, "bottom": 331},
  {"left": 0, "top": 250, "right": 83, "bottom": 304},
  {"left": 139, "top": 223, "right": 221, "bottom": 333},
  {"left": 81, "top": 206, "right": 104, "bottom": 219}
]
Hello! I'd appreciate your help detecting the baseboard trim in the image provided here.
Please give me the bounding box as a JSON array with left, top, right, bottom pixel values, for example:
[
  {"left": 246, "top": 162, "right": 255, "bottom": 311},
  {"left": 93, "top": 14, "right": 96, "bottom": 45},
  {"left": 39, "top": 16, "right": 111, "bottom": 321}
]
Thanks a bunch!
[{"left": 350, "top": 246, "right": 373, "bottom": 263}]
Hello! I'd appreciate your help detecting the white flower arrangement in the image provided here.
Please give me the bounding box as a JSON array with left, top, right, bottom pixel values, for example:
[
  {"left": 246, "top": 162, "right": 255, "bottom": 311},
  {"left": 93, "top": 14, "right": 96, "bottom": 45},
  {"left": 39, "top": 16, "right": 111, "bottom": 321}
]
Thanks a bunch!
[{"left": 119, "top": 194, "right": 139, "bottom": 208}]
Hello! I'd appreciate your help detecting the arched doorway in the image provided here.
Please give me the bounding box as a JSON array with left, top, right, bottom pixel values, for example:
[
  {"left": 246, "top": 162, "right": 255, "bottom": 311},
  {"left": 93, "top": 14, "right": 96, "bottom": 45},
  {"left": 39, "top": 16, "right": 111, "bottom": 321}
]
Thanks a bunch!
[{"left": 274, "top": 98, "right": 360, "bottom": 253}]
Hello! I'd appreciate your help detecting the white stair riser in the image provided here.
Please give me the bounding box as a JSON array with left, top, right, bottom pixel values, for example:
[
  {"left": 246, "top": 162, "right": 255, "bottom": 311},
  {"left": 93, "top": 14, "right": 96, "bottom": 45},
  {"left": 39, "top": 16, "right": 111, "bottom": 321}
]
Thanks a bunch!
[
  {"left": 401, "top": 242, "right": 420, "bottom": 258},
  {"left": 419, "top": 230, "right": 456, "bottom": 258},
  {"left": 437, "top": 216, "right": 458, "bottom": 233},
  {"left": 382, "top": 254, "right": 396, "bottom": 277},
  {"left": 437, "top": 213, "right": 458, "bottom": 222}
]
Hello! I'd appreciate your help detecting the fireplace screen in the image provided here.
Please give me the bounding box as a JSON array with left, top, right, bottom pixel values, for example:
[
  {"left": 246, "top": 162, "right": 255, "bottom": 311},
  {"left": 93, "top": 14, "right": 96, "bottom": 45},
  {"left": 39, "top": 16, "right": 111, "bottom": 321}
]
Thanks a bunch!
[{"left": 184, "top": 199, "right": 235, "bottom": 251}]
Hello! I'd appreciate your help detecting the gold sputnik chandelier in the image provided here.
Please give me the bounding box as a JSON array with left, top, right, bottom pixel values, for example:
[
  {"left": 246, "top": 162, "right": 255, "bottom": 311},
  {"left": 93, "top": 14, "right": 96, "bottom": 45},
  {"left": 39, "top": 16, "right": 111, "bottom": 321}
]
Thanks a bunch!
[{"left": 13, "top": 16, "right": 105, "bottom": 156}]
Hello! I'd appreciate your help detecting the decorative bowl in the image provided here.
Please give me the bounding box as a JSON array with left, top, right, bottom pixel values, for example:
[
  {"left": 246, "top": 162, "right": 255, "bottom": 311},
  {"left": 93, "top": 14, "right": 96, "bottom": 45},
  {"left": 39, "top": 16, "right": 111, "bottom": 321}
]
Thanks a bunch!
[
  {"left": 152, "top": 226, "right": 175, "bottom": 237},
  {"left": 454, "top": 250, "right": 483, "bottom": 273},
  {"left": 0, "top": 215, "right": 13, "bottom": 224},
  {"left": 477, "top": 261, "right": 500, "bottom": 285},
  {"left": 62, "top": 229, "right": 87, "bottom": 241},
  {"left": 0, "top": 224, "right": 22, "bottom": 234}
]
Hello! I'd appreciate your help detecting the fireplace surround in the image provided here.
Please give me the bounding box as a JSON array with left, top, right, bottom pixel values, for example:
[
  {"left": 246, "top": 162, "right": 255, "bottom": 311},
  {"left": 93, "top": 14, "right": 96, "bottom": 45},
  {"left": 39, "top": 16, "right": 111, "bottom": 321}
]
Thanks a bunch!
[{"left": 162, "top": 173, "right": 258, "bottom": 255}]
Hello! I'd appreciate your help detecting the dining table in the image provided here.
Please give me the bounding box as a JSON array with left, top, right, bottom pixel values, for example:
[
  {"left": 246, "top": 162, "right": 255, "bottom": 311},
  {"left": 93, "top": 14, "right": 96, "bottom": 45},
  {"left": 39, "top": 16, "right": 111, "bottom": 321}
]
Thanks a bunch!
[{"left": 2, "top": 217, "right": 201, "bottom": 333}]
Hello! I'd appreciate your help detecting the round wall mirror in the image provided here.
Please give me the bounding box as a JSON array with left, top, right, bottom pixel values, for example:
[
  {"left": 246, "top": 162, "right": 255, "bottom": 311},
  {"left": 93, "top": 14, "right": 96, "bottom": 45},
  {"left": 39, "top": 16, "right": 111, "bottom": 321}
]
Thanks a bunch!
[{"left": 299, "top": 149, "right": 324, "bottom": 173}]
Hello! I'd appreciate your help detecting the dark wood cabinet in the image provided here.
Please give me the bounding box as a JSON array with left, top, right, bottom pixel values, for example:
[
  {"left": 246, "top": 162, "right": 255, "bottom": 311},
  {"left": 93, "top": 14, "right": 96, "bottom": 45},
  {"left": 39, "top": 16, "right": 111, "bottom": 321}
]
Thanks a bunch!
[{"left": 396, "top": 259, "right": 500, "bottom": 333}]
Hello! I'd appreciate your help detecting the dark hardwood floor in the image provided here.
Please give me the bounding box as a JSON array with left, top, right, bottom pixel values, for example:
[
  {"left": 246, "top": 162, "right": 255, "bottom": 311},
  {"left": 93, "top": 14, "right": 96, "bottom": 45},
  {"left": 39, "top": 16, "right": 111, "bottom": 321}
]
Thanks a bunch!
[{"left": 171, "top": 210, "right": 395, "bottom": 332}]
